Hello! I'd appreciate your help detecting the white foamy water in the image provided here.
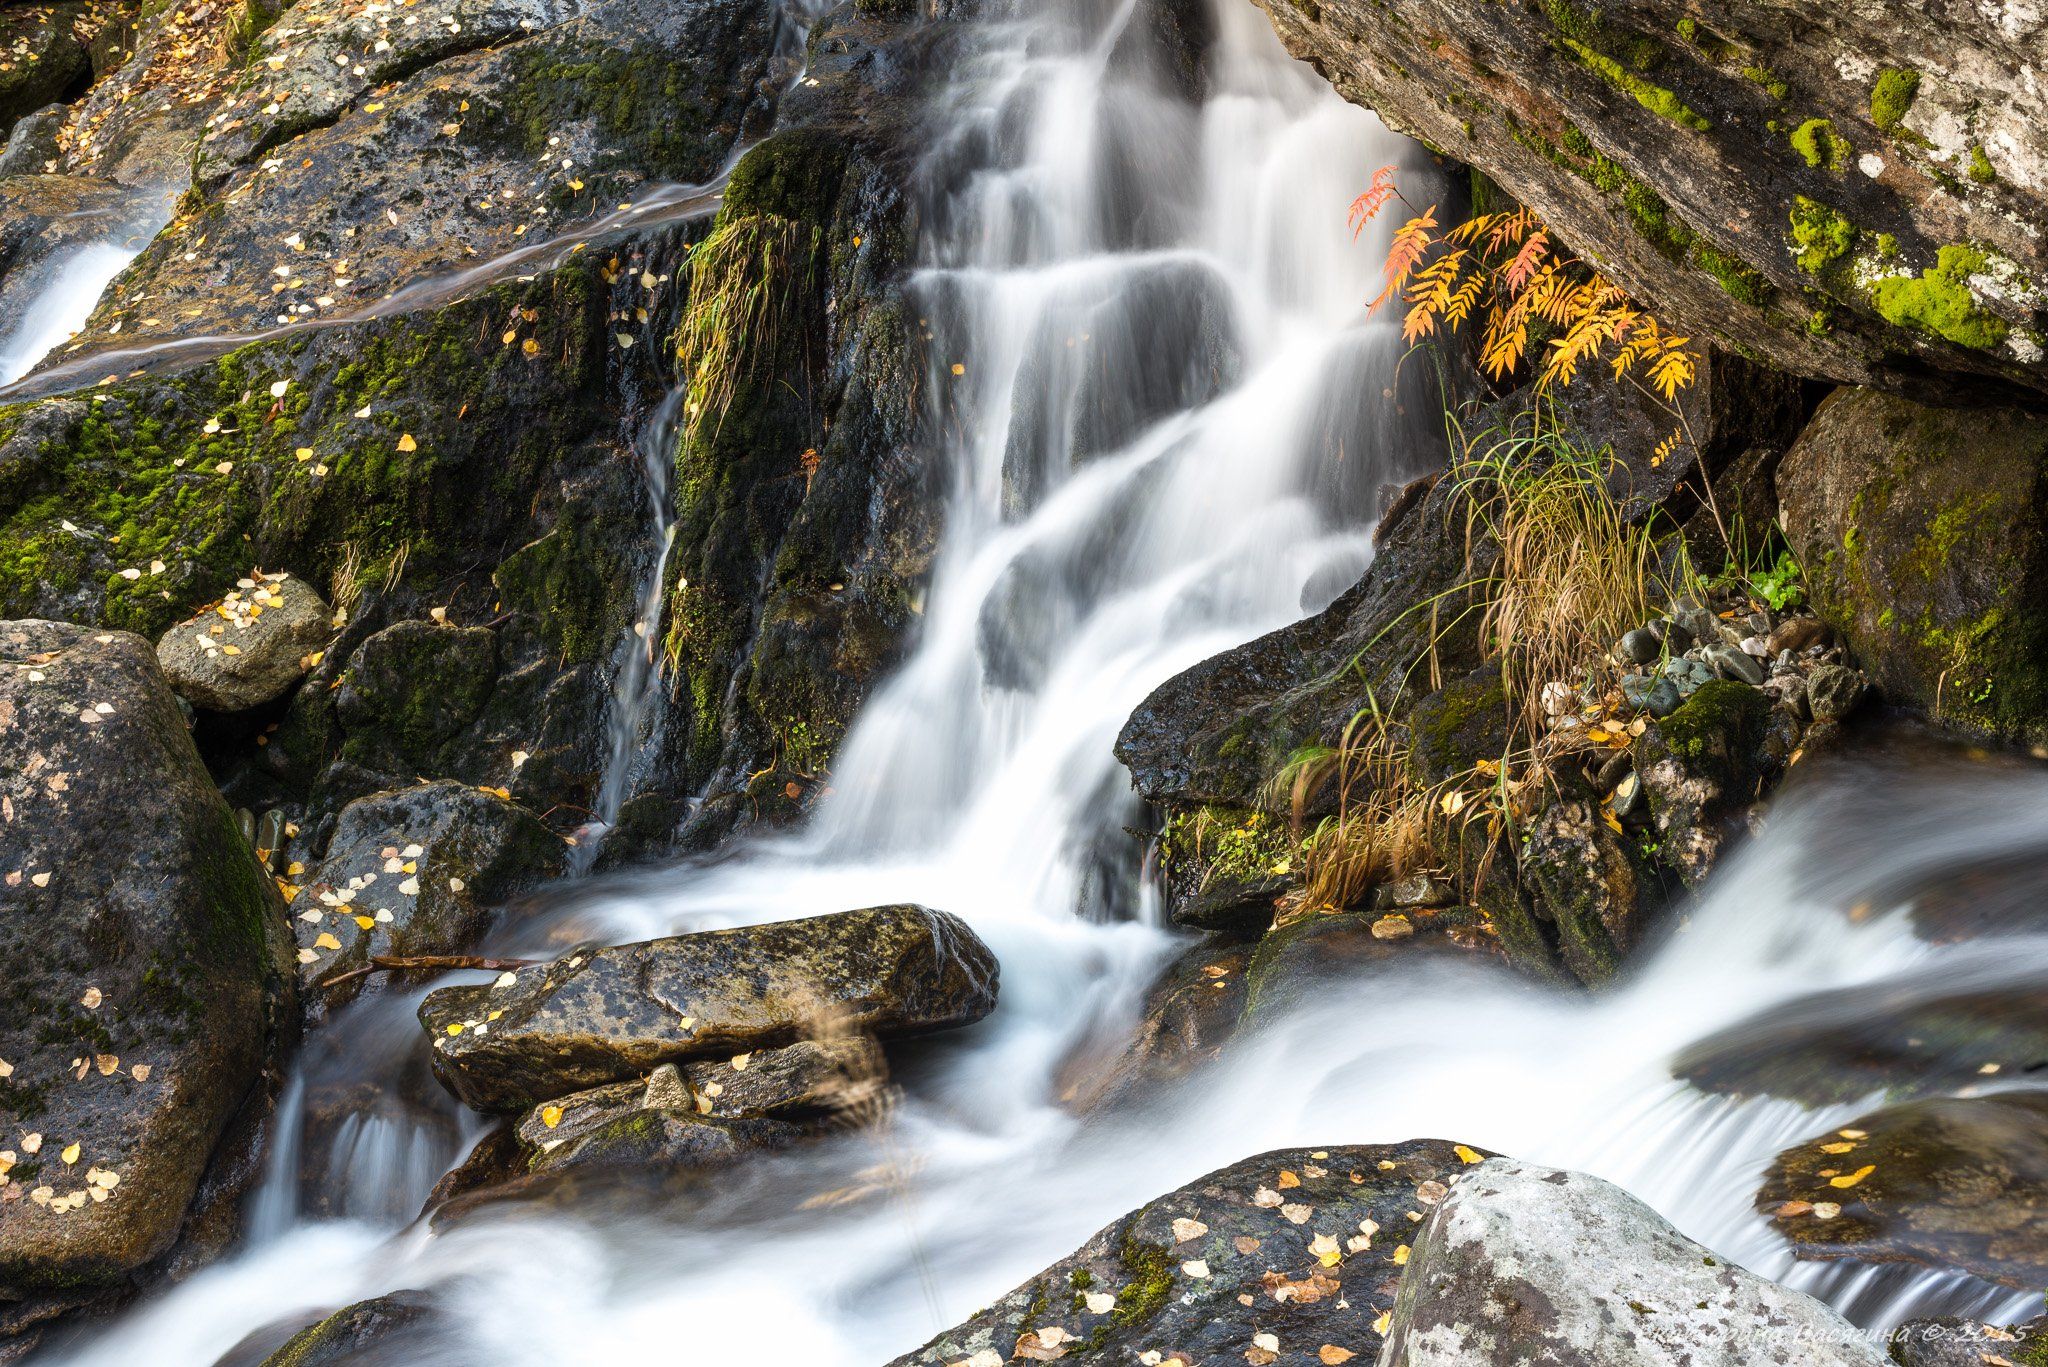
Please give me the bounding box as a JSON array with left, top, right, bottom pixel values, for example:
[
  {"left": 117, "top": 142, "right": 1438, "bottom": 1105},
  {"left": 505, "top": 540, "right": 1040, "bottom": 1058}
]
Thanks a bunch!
[
  {"left": 33, "top": 2, "right": 2047, "bottom": 1364},
  {"left": 0, "top": 243, "right": 145, "bottom": 385}
]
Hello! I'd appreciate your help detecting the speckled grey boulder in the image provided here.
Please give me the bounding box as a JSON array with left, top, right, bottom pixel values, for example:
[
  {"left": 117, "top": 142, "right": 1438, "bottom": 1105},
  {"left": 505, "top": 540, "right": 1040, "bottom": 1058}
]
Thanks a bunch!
[
  {"left": 1381, "top": 1157, "right": 1884, "bottom": 1366},
  {"left": 155, "top": 572, "right": 332, "bottom": 712}
]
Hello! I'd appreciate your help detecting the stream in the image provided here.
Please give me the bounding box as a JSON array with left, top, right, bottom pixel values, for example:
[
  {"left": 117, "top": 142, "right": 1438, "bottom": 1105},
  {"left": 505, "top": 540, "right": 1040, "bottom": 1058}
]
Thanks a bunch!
[{"left": 20, "top": 0, "right": 2047, "bottom": 1363}]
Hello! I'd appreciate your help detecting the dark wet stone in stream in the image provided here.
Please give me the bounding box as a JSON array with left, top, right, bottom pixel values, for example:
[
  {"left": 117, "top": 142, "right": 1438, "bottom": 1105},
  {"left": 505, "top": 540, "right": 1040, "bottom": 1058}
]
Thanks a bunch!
[
  {"left": 1889, "top": 1312, "right": 2048, "bottom": 1367},
  {"left": 333, "top": 621, "right": 501, "bottom": 777},
  {"left": 888, "top": 1141, "right": 1490, "bottom": 1367},
  {"left": 1242, "top": 910, "right": 1485, "bottom": 1022},
  {"left": 1704, "top": 642, "right": 1766, "bottom": 686},
  {"left": 292, "top": 780, "right": 564, "bottom": 1007},
  {"left": 419, "top": 904, "right": 999, "bottom": 1113},
  {"left": 1674, "top": 980, "right": 2048, "bottom": 1107},
  {"left": 1057, "top": 937, "right": 1252, "bottom": 1115},
  {"left": 0, "top": 622, "right": 297, "bottom": 1321},
  {"left": 253, "top": 1289, "right": 452, "bottom": 1367},
  {"left": 1759, "top": 1092, "right": 2048, "bottom": 1291},
  {"left": 1383, "top": 1158, "right": 1885, "bottom": 1366}
]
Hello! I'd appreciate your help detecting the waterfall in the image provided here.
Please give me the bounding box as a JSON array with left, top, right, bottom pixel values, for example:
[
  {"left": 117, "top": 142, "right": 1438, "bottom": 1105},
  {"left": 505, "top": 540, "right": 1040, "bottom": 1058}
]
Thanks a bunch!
[
  {"left": 0, "top": 242, "right": 147, "bottom": 385},
  {"left": 33, "top": 3, "right": 2046, "bottom": 1364}
]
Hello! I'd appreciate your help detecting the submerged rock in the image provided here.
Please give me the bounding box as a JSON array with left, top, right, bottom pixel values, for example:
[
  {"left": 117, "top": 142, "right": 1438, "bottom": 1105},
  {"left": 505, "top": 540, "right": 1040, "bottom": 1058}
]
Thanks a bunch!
[
  {"left": 1057, "top": 937, "right": 1252, "bottom": 1115},
  {"left": 1382, "top": 1158, "right": 1884, "bottom": 1366},
  {"left": 1758, "top": 1092, "right": 2048, "bottom": 1291},
  {"left": 889, "top": 1141, "right": 1489, "bottom": 1367},
  {"left": 1780, "top": 389, "right": 2048, "bottom": 741},
  {"left": 291, "top": 780, "right": 564, "bottom": 1003},
  {"left": 155, "top": 572, "right": 333, "bottom": 713},
  {"left": 419, "top": 904, "right": 998, "bottom": 1112},
  {"left": 1674, "top": 977, "right": 2048, "bottom": 1107},
  {"left": 255, "top": 1289, "right": 451, "bottom": 1367},
  {"left": 1889, "top": 1313, "right": 2048, "bottom": 1367},
  {"left": 0, "top": 621, "right": 294, "bottom": 1327}
]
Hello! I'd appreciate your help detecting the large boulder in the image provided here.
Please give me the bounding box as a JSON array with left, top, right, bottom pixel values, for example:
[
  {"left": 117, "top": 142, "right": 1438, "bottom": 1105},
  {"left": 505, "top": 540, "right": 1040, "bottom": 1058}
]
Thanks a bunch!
[
  {"left": 1778, "top": 388, "right": 2048, "bottom": 742},
  {"left": 0, "top": 5, "right": 91, "bottom": 140},
  {"left": 418, "top": 904, "right": 999, "bottom": 1112},
  {"left": 1381, "top": 1157, "right": 1885, "bottom": 1366},
  {"left": 155, "top": 570, "right": 333, "bottom": 712},
  {"left": 889, "top": 1141, "right": 1490, "bottom": 1367},
  {"left": 1757, "top": 1092, "right": 2048, "bottom": 1292},
  {"left": 289, "top": 780, "right": 564, "bottom": 1002},
  {"left": 1630, "top": 678, "right": 1772, "bottom": 886},
  {"left": 0, "top": 621, "right": 294, "bottom": 1330},
  {"left": 254, "top": 1290, "right": 452, "bottom": 1367},
  {"left": 1249, "top": 0, "right": 2048, "bottom": 399}
]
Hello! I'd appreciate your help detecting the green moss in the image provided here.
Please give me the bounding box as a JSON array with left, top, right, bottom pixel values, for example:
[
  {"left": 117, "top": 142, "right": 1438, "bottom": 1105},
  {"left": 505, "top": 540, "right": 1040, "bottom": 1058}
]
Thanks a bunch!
[
  {"left": 1656, "top": 680, "right": 1767, "bottom": 765},
  {"left": 1673, "top": 17, "right": 1696, "bottom": 41},
  {"left": 1790, "top": 117, "right": 1851, "bottom": 171},
  {"left": 1868, "top": 245, "right": 2010, "bottom": 350},
  {"left": 1967, "top": 144, "right": 1996, "bottom": 184},
  {"left": 1788, "top": 195, "right": 1854, "bottom": 274},
  {"left": 1560, "top": 36, "right": 1711, "bottom": 131},
  {"left": 1110, "top": 1234, "right": 1174, "bottom": 1328},
  {"left": 1543, "top": 0, "right": 1663, "bottom": 69},
  {"left": 1869, "top": 68, "right": 1920, "bottom": 133},
  {"left": 1741, "top": 66, "right": 1789, "bottom": 100}
]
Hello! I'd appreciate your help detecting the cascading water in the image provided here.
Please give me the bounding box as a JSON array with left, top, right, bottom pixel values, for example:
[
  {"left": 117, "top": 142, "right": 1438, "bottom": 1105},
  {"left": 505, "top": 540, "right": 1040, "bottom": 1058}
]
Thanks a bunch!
[{"left": 33, "top": 3, "right": 2047, "bottom": 1364}]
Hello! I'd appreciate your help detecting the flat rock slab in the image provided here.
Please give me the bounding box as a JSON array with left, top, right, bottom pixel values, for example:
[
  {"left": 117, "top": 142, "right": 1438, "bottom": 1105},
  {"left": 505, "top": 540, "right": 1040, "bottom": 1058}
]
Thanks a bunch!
[
  {"left": 155, "top": 570, "right": 332, "bottom": 712},
  {"left": 420, "top": 903, "right": 998, "bottom": 1112},
  {"left": 0, "top": 620, "right": 291, "bottom": 1303},
  {"left": 1758, "top": 1092, "right": 2048, "bottom": 1291},
  {"left": 890, "top": 1140, "right": 1489, "bottom": 1367},
  {"left": 1383, "top": 1158, "right": 1884, "bottom": 1366}
]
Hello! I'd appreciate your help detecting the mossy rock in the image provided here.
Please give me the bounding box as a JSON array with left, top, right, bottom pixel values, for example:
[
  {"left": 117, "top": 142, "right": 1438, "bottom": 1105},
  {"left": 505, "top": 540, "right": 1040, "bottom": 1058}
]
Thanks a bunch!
[
  {"left": 0, "top": 622, "right": 294, "bottom": 1306},
  {"left": 1634, "top": 679, "right": 1771, "bottom": 885},
  {"left": 334, "top": 622, "right": 499, "bottom": 775},
  {"left": 1779, "top": 387, "right": 2048, "bottom": 742},
  {"left": 258, "top": 1290, "right": 448, "bottom": 1367},
  {"left": 888, "top": 1141, "right": 1490, "bottom": 1367}
]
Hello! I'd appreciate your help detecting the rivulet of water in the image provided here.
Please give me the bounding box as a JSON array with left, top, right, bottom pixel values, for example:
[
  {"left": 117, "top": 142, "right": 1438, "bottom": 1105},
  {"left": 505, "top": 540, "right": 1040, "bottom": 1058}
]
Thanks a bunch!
[{"left": 31, "top": 3, "right": 2045, "bottom": 1365}]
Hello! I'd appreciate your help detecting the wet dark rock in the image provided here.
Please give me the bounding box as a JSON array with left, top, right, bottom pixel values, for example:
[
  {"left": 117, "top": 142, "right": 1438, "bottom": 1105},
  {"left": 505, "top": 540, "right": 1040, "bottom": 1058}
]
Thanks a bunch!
[
  {"left": 1376, "top": 874, "right": 1455, "bottom": 911},
  {"left": 72, "top": 0, "right": 781, "bottom": 341},
  {"left": 292, "top": 780, "right": 564, "bottom": 1004},
  {"left": 1158, "top": 806, "right": 1293, "bottom": 934},
  {"left": 1618, "top": 627, "right": 1660, "bottom": 665},
  {"left": 1888, "top": 1313, "right": 2048, "bottom": 1367},
  {"left": 523, "top": 1110, "right": 799, "bottom": 1177},
  {"left": 1703, "top": 641, "right": 1765, "bottom": 685},
  {"left": 1807, "top": 663, "right": 1870, "bottom": 724},
  {"left": 1383, "top": 1158, "right": 1885, "bottom": 1365},
  {"left": 1758, "top": 1092, "right": 2048, "bottom": 1292},
  {"left": 0, "top": 622, "right": 295, "bottom": 1320},
  {"left": 419, "top": 904, "right": 999, "bottom": 1112},
  {"left": 1520, "top": 777, "right": 1659, "bottom": 985},
  {"left": 888, "top": 1141, "right": 1490, "bottom": 1367},
  {"left": 1780, "top": 389, "right": 2048, "bottom": 741},
  {"left": 1058, "top": 938, "right": 1251, "bottom": 1115},
  {"left": 1768, "top": 616, "right": 1831, "bottom": 657},
  {"left": 1243, "top": 910, "right": 1483, "bottom": 1022},
  {"left": 155, "top": 572, "right": 332, "bottom": 713},
  {"left": 1621, "top": 673, "right": 1679, "bottom": 718},
  {"left": 0, "top": 104, "right": 66, "bottom": 177},
  {"left": 1249, "top": 0, "right": 2048, "bottom": 399},
  {"left": 0, "top": 5, "right": 91, "bottom": 141},
  {"left": 255, "top": 1290, "right": 452, "bottom": 1367},
  {"left": 1116, "top": 475, "right": 1479, "bottom": 813},
  {"left": 1632, "top": 679, "right": 1771, "bottom": 885},
  {"left": 0, "top": 174, "right": 162, "bottom": 335},
  {"left": 1674, "top": 977, "right": 2048, "bottom": 1107},
  {"left": 332, "top": 621, "right": 499, "bottom": 778}
]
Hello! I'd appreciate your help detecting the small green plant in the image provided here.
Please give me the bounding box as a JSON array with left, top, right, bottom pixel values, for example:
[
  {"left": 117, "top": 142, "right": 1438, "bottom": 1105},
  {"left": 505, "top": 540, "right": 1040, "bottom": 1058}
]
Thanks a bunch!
[
  {"left": 671, "top": 213, "right": 820, "bottom": 445},
  {"left": 1748, "top": 550, "right": 1805, "bottom": 611}
]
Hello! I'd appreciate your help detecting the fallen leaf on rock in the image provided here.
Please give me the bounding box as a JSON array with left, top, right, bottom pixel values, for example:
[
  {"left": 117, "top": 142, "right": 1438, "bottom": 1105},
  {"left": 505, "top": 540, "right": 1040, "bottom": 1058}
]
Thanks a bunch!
[
  {"left": 1280, "top": 1203, "right": 1312, "bottom": 1224},
  {"left": 130, "top": 1065, "right": 150, "bottom": 1082},
  {"left": 1233, "top": 1235, "right": 1260, "bottom": 1254},
  {"left": 1812, "top": 1201, "right": 1841, "bottom": 1219},
  {"left": 1775, "top": 1200, "right": 1813, "bottom": 1218},
  {"left": 1829, "top": 1165, "right": 1874, "bottom": 1189},
  {"left": 1372, "top": 1311, "right": 1391, "bottom": 1335},
  {"left": 60, "top": 1142, "right": 79, "bottom": 1165},
  {"left": 1308, "top": 1232, "right": 1342, "bottom": 1266},
  {"left": 80, "top": 987, "right": 102, "bottom": 1009},
  {"left": 541, "top": 1105, "right": 563, "bottom": 1128},
  {"left": 1171, "top": 1217, "right": 1208, "bottom": 1243},
  {"left": 1181, "top": 1259, "right": 1209, "bottom": 1278},
  {"left": 1083, "top": 1291, "right": 1116, "bottom": 1314},
  {"left": 1277, "top": 1170, "right": 1300, "bottom": 1189},
  {"left": 1319, "top": 1348, "right": 1356, "bottom": 1365},
  {"left": 1252, "top": 1187, "right": 1282, "bottom": 1208}
]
